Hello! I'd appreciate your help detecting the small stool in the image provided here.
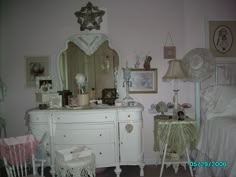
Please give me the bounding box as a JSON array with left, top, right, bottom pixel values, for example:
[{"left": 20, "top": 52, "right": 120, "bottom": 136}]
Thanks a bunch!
[{"left": 56, "top": 153, "right": 96, "bottom": 177}]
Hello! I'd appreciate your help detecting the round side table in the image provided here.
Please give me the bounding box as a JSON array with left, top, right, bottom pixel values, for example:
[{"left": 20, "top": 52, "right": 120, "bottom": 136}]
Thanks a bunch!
[{"left": 56, "top": 153, "right": 96, "bottom": 177}]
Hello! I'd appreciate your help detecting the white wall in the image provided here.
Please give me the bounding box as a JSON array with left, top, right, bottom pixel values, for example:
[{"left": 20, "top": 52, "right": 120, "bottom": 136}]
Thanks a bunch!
[{"left": 1, "top": 0, "right": 236, "bottom": 164}]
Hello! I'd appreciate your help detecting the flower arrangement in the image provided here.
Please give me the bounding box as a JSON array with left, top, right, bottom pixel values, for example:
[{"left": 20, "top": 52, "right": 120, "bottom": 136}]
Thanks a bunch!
[
  {"left": 75, "top": 73, "right": 86, "bottom": 94},
  {"left": 75, "top": 73, "right": 89, "bottom": 106}
]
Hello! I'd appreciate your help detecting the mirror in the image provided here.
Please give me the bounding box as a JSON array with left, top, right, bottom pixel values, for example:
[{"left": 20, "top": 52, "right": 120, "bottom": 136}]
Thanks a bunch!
[{"left": 58, "top": 34, "right": 119, "bottom": 99}]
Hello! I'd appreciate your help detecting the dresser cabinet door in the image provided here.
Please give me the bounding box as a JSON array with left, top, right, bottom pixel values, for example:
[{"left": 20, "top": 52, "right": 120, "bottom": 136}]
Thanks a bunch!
[{"left": 119, "top": 121, "right": 143, "bottom": 164}]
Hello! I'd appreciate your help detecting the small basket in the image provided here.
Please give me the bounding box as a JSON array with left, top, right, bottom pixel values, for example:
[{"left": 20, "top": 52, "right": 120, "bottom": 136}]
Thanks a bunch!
[
  {"left": 166, "top": 152, "right": 180, "bottom": 160},
  {"left": 161, "top": 152, "right": 180, "bottom": 161}
]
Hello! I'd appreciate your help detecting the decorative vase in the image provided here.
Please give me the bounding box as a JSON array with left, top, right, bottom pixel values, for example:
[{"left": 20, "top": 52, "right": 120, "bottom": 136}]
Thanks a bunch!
[
  {"left": 122, "top": 62, "right": 133, "bottom": 101},
  {"left": 78, "top": 94, "right": 89, "bottom": 106}
]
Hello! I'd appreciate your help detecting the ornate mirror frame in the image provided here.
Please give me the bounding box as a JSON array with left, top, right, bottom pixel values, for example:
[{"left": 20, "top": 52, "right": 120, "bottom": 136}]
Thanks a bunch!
[{"left": 57, "top": 33, "right": 119, "bottom": 98}]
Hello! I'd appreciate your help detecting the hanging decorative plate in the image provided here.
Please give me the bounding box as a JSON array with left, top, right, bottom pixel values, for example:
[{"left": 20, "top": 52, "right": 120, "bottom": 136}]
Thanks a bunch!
[
  {"left": 182, "top": 103, "right": 192, "bottom": 109},
  {"left": 155, "top": 101, "right": 168, "bottom": 114},
  {"left": 182, "top": 48, "right": 215, "bottom": 82}
]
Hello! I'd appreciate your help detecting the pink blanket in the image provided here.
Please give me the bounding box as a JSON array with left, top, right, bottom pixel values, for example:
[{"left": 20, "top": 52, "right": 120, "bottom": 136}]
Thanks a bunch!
[{"left": 0, "top": 135, "right": 37, "bottom": 165}]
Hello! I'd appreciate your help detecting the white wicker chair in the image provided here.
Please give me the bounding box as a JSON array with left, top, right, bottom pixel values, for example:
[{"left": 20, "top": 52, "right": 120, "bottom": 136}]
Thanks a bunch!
[{"left": 0, "top": 134, "right": 46, "bottom": 177}]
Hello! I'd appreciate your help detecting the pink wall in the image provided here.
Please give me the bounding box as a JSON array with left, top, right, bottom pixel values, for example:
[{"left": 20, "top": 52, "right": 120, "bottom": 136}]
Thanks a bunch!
[{"left": 1, "top": 0, "right": 236, "bottom": 163}]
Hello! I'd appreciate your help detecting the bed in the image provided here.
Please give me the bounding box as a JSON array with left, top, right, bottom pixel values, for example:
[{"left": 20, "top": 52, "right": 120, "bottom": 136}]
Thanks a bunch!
[{"left": 195, "top": 83, "right": 236, "bottom": 177}]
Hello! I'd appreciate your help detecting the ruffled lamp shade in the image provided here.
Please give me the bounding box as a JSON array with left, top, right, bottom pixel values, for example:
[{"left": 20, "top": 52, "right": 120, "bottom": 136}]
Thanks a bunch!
[{"left": 163, "top": 60, "right": 187, "bottom": 81}]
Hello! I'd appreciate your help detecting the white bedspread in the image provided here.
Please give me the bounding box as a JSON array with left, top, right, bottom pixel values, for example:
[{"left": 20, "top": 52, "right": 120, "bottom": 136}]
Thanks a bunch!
[{"left": 195, "top": 116, "right": 236, "bottom": 177}]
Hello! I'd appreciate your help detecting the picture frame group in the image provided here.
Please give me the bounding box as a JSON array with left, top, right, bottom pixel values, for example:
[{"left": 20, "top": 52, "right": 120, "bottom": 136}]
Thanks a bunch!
[{"left": 129, "top": 68, "right": 158, "bottom": 94}]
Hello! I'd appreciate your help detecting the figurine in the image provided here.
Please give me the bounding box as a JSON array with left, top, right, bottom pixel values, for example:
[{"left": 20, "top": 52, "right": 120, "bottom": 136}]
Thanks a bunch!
[
  {"left": 134, "top": 55, "right": 141, "bottom": 68},
  {"left": 143, "top": 56, "right": 152, "bottom": 70},
  {"left": 178, "top": 111, "right": 185, "bottom": 121}
]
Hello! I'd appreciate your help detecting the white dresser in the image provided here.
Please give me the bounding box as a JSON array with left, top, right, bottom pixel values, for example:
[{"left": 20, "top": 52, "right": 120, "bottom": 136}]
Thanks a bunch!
[{"left": 27, "top": 104, "right": 144, "bottom": 177}]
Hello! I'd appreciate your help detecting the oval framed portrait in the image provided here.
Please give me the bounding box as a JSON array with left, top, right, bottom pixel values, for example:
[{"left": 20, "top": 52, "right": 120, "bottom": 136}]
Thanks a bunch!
[{"left": 213, "top": 25, "right": 233, "bottom": 54}]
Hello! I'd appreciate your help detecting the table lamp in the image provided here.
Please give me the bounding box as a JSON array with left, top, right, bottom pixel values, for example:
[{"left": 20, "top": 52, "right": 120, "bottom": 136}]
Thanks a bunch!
[{"left": 162, "top": 59, "right": 187, "bottom": 118}]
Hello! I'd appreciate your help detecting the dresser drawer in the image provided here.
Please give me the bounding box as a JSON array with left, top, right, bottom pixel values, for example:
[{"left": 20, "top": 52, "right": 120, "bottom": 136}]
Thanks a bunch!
[
  {"left": 118, "top": 111, "right": 142, "bottom": 122},
  {"left": 29, "top": 123, "right": 49, "bottom": 141},
  {"left": 29, "top": 113, "right": 49, "bottom": 123},
  {"left": 53, "top": 111, "right": 115, "bottom": 123},
  {"left": 55, "top": 143, "right": 115, "bottom": 167},
  {"left": 91, "top": 144, "right": 115, "bottom": 166},
  {"left": 55, "top": 124, "right": 114, "bottom": 144}
]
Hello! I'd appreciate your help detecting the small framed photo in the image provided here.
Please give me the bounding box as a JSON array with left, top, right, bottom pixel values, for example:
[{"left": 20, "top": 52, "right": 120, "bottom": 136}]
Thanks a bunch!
[
  {"left": 129, "top": 68, "right": 158, "bottom": 94},
  {"left": 49, "top": 93, "right": 62, "bottom": 108},
  {"left": 36, "top": 76, "right": 53, "bottom": 93},
  {"left": 216, "top": 63, "right": 236, "bottom": 85},
  {"left": 25, "top": 56, "right": 50, "bottom": 87},
  {"left": 164, "top": 46, "right": 176, "bottom": 59},
  {"left": 102, "top": 88, "right": 117, "bottom": 105},
  {"left": 208, "top": 20, "right": 236, "bottom": 57}
]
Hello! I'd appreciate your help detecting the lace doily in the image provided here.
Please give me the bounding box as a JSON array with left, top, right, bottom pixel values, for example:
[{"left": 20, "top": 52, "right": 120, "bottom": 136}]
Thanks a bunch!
[
  {"left": 69, "top": 34, "right": 108, "bottom": 56},
  {"left": 182, "top": 48, "right": 215, "bottom": 82},
  {"left": 56, "top": 153, "right": 96, "bottom": 177},
  {"left": 154, "top": 118, "right": 198, "bottom": 156}
]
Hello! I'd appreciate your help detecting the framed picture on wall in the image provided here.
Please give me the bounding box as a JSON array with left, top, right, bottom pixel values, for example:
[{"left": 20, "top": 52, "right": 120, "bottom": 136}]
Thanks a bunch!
[
  {"left": 25, "top": 56, "right": 50, "bottom": 87},
  {"left": 208, "top": 20, "right": 236, "bottom": 57},
  {"left": 164, "top": 46, "right": 176, "bottom": 59},
  {"left": 129, "top": 68, "right": 158, "bottom": 94},
  {"left": 216, "top": 63, "right": 236, "bottom": 85}
]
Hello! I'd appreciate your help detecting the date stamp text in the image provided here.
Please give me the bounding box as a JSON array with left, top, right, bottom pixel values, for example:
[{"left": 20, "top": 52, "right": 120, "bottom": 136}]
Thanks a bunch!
[{"left": 189, "top": 161, "right": 227, "bottom": 167}]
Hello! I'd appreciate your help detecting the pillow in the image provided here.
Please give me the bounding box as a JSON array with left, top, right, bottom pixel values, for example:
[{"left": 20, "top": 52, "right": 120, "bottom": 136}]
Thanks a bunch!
[
  {"left": 201, "top": 85, "right": 236, "bottom": 120},
  {"left": 206, "top": 97, "right": 236, "bottom": 119},
  {"left": 201, "top": 86, "right": 219, "bottom": 113},
  {"left": 213, "top": 86, "right": 236, "bottom": 113}
]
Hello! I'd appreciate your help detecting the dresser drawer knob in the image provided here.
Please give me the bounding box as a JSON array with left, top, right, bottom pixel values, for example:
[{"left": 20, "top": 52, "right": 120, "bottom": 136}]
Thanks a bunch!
[
  {"left": 105, "top": 116, "right": 107, "bottom": 119},
  {"left": 128, "top": 115, "right": 130, "bottom": 118},
  {"left": 99, "top": 134, "right": 102, "bottom": 136},
  {"left": 99, "top": 152, "right": 102, "bottom": 155},
  {"left": 64, "top": 135, "right": 66, "bottom": 137},
  {"left": 57, "top": 117, "right": 60, "bottom": 120}
]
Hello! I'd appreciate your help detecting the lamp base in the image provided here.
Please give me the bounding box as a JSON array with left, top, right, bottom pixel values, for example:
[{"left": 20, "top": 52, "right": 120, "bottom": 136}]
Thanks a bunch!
[{"left": 172, "top": 89, "right": 179, "bottom": 119}]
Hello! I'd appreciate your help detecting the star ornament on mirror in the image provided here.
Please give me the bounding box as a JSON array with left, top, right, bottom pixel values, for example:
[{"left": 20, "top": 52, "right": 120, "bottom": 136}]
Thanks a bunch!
[{"left": 75, "top": 2, "right": 105, "bottom": 31}]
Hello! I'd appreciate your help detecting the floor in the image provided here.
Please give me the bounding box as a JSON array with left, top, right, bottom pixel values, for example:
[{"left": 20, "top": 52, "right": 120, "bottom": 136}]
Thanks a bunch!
[
  {"left": 0, "top": 165, "right": 194, "bottom": 177},
  {"left": 96, "top": 165, "right": 194, "bottom": 177}
]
